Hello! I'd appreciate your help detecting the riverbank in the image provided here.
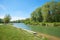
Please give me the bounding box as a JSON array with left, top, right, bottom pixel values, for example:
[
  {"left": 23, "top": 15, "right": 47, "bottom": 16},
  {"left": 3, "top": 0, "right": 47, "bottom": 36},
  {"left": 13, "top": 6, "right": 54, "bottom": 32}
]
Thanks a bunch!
[
  {"left": 29, "top": 25, "right": 60, "bottom": 40},
  {"left": 0, "top": 24, "right": 47, "bottom": 40},
  {"left": 12, "top": 23, "right": 60, "bottom": 40},
  {"left": 29, "top": 25, "right": 60, "bottom": 37},
  {"left": 22, "top": 28, "right": 60, "bottom": 40}
]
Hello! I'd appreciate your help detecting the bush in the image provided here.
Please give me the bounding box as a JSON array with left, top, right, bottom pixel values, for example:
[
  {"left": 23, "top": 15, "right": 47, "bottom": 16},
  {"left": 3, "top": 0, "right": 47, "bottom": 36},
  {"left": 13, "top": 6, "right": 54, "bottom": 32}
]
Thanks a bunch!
[
  {"left": 42, "top": 23, "right": 46, "bottom": 26},
  {"left": 54, "top": 23, "right": 60, "bottom": 26}
]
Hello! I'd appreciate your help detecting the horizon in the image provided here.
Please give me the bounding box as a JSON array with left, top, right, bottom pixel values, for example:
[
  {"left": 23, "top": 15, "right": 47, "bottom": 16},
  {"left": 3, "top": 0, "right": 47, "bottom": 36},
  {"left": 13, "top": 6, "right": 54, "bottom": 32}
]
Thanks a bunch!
[{"left": 0, "top": 0, "right": 58, "bottom": 21}]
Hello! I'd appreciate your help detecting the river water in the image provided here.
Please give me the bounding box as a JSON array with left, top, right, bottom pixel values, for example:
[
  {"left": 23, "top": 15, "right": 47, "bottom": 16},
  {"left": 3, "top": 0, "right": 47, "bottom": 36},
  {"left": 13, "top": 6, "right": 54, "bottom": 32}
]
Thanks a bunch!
[{"left": 13, "top": 23, "right": 31, "bottom": 30}]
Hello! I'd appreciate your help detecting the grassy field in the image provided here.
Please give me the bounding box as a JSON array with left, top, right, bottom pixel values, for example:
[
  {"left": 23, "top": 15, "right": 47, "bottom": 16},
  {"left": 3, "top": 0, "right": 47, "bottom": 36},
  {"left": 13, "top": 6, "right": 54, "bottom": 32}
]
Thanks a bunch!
[
  {"left": 29, "top": 25, "right": 60, "bottom": 38},
  {"left": 0, "top": 24, "right": 48, "bottom": 40}
]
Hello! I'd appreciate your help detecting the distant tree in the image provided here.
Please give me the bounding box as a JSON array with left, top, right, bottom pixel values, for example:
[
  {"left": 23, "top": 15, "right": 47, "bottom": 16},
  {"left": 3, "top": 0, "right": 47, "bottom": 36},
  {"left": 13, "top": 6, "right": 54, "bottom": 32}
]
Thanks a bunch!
[
  {"left": 16, "top": 20, "right": 21, "bottom": 23},
  {"left": 0, "top": 18, "right": 3, "bottom": 23},
  {"left": 23, "top": 18, "right": 31, "bottom": 24},
  {"left": 4, "top": 14, "right": 11, "bottom": 24}
]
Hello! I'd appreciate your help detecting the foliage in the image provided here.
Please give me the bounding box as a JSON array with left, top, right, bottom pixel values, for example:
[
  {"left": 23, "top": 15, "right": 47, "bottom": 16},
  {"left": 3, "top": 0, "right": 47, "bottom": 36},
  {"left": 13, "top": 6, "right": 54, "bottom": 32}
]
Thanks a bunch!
[
  {"left": 31, "top": 1, "right": 60, "bottom": 22},
  {"left": 0, "top": 18, "right": 3, "bottom": 23},
  {"left": 31, "top": 8, "right": 43, "bottom": 22},
  {"left": 3, "top": 14, "right": 11, "bottom": 23}
]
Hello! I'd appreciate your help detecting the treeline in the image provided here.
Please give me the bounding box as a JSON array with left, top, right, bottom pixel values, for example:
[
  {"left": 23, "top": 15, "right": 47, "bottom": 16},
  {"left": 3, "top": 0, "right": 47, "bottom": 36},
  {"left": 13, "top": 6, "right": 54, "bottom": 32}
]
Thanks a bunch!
[
  {"left": 0, "top": 14, "right": 11, "bottom": 23},
  {"left": 31, "top": 1, "right": 60, "bottom": 22},
  {"left": 0, "top": 19, "right": 4, "bottom": 23},
  {"left": 0, "top": 15, "right": 22, "bottom": 23},
  {"left": 11, "top": 20, "right": 23, "bottom": 23},
  {"left": 0, "top": 14, "right": 25, "bottom": 23}
]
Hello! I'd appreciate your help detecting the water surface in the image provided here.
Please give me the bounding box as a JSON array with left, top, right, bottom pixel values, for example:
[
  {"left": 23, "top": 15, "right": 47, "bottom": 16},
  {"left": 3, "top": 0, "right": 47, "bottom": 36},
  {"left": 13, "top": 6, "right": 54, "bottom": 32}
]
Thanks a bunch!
[{"left": 13, "top": 23, "right": 31, "bottom": 30}]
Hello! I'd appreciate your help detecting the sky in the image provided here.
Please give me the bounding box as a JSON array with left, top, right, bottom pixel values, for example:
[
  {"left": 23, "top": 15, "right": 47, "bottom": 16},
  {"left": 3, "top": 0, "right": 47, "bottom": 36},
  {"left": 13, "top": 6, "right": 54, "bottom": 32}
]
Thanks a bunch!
[{"left": 0, "top": 0, "right": 57, "bottom": 21}]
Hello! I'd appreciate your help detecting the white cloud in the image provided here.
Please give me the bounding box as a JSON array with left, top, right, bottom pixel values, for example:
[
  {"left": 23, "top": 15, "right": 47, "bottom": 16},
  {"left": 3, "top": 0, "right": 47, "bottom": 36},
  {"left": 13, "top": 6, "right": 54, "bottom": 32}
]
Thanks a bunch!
[
  {"left": 11, "top": 17, "right": 26, "bottom": 21},
  {"left": 0, "top": 16, "right": 4, "bottom": 19},
  {"left": 0, "top": 16, "right": 26, "bottom": 21}
]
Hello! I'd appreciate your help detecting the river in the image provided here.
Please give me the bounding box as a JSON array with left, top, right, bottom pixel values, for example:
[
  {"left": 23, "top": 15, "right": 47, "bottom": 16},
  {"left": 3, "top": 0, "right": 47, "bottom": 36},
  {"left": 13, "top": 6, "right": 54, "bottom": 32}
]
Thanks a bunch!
[{"left": 13, "top": 23, "right": 31, "bottom": 30}]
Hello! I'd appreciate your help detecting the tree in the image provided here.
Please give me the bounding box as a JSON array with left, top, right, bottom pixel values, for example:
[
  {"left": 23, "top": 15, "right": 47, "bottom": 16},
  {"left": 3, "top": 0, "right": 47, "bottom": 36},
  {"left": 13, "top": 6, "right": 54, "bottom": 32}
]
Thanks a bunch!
[
  {"left": 31, "top": 8, "right": 43, "bottom": 22},
  {"left": 4, "top": 14, "right": 11, "bottom": 24},
  {"left": 50, "top": 2, "right": 60, "bottom": 22},
  {"left": 41, "top": 3, "right": 50, "bottom": 22},
  {"left": 35, "top": 8, "right": 43, "bottom": 22},
  {"left": 31, "top": 11, "right": 37, "bottom": 22},
  {"left": 54, "top": 2, "right": 60, "bottom": 22},
  {"left": 0, "top": 18, "right": 3, "bottom": 23},
  {"left": 31, "top": 1, "right": 60, "bottom": 22}
]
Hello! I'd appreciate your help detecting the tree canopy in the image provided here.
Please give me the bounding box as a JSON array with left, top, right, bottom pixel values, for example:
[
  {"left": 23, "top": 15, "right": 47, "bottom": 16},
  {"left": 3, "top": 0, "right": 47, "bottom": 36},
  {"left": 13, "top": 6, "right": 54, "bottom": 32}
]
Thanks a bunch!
[
  {"left": 31, "top": 1, "right": 60, "bottom": 22},
  {"left": 4, "top": 14, "right": 11, "bottom": 23}
]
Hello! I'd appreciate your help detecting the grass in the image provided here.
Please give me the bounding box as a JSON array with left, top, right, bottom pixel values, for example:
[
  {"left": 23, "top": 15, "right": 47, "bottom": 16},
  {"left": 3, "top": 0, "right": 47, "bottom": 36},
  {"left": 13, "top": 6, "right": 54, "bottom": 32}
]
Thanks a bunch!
[
  {"left": 29, "top": 25, "right": 60, "bottom": 38},
  {"left": 0, "top": 24, "right": 48, "bottom": 40}
]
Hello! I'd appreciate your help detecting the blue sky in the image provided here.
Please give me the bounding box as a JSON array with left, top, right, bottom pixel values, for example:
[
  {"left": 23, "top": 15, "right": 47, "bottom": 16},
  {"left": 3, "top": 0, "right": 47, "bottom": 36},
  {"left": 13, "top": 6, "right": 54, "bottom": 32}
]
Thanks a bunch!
[{"left": 0, "top": 0, "right": 57, "bottom": 20}]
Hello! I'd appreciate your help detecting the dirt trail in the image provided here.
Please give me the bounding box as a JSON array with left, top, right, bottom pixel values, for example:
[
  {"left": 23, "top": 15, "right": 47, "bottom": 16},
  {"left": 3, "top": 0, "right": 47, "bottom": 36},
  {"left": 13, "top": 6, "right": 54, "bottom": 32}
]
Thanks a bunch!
[{"left": 36, "top": 32, "right": 60, "bottom": 40}]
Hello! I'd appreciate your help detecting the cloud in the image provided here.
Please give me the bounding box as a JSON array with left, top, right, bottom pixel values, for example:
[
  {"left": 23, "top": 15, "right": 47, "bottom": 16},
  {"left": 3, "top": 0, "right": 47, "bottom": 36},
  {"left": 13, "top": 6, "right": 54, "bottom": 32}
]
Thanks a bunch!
[
  {"left": 0, "top": 16, "right": 26, "bottom": 21},
  {"left": 0, "top": 16, "right": 4, "bottom": 19},
  {"left": 11, "top": 17, "right": 26, "bottom": 21}
]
